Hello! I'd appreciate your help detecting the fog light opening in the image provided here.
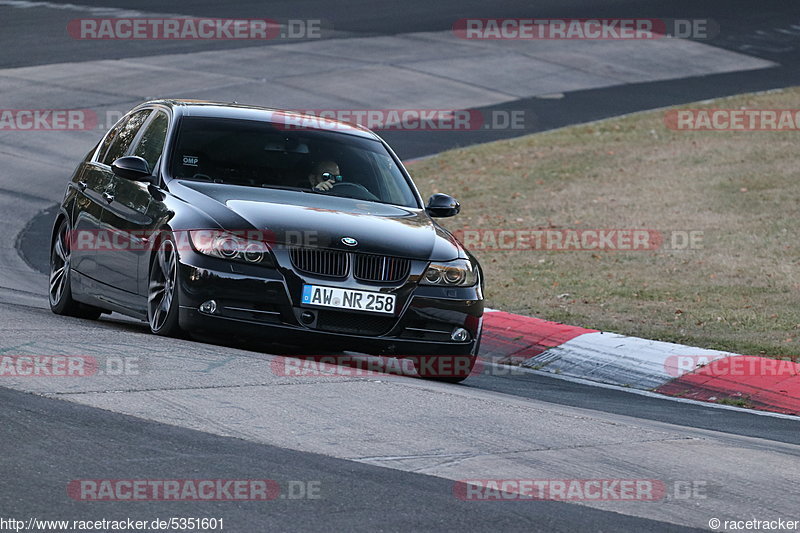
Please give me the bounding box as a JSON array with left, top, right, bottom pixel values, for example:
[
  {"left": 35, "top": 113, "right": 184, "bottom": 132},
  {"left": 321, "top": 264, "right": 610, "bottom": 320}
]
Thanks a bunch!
[
  {"left": 199, "top": 300, "right": 218, "bottom": 314},
  {"left": 451, "top": 327, "right": 470, "bottom": 342}
]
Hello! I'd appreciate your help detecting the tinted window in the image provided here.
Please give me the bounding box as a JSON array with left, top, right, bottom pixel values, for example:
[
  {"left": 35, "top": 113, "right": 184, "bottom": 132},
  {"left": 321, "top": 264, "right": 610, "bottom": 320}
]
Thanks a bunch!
[
  {"left": 102, "top": 109, "right": 151, "bottom": 166},
  {"left": 96, "top": 121, "right": 123, "bottom": 163},
  {"left": 169, "top": 117, "right": 418, "bottom": 208},
  {"left": 133, "top": 111, "right": 169, "bottom": 172}
]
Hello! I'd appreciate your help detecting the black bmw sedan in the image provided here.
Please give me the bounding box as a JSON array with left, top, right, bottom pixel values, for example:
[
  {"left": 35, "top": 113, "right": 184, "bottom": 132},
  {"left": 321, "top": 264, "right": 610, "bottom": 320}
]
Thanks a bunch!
[{"left": 49, "top": 100, "right": 483, "bottom": 381}]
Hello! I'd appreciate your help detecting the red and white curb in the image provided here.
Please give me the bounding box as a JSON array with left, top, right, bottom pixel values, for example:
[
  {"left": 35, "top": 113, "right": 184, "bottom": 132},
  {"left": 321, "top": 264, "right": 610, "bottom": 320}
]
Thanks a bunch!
[{"left": 481, "top": 310, "right": 800, "bottom": 416}]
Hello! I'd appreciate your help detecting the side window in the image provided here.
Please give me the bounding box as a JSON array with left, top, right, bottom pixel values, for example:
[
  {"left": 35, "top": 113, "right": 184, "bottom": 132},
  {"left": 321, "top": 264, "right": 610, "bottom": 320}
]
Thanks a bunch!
[
  {"left": 132, "top": 111, "right": 169, "bottom": 172},
  {"left": 95, "top": 119, "right": 125, "bottom": 163},
  {"left": 101, "top": 109, "right": 151, "bottom": 166}
]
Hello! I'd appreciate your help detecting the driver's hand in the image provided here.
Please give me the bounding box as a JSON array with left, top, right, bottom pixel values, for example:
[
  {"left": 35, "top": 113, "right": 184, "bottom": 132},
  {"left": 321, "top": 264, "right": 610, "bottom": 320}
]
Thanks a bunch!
[{"left": 314, "top": 179, "right": 336, "bottom": 191}]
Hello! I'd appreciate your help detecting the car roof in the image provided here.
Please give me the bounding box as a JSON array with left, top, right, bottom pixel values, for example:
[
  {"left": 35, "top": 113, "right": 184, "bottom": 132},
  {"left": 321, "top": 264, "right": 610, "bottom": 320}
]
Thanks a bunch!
[{"left": 142, "top": 99, "right": 381, "bottom": 140}]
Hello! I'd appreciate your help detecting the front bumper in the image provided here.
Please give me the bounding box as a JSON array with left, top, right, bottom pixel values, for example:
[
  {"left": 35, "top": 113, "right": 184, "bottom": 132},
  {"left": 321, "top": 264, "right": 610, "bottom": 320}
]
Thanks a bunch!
[{"left": 175, "top": 251, "right": 483, "bottom": 356}]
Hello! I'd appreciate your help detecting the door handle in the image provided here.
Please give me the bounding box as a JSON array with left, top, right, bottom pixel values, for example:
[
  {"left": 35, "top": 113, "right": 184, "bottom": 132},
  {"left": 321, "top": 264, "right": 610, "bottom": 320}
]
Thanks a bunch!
[
  {"left": 77, "top": 181, "right": 87, "bottom": 191},
  {"left": 102, "top": 192, "right": 114, "bottom": 203}
]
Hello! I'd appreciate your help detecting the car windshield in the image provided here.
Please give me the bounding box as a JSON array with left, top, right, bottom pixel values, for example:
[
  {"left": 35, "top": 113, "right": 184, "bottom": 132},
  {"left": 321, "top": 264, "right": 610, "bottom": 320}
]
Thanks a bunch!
[{"left": 169, "top": 116, "right": 419, "bottom": 208}]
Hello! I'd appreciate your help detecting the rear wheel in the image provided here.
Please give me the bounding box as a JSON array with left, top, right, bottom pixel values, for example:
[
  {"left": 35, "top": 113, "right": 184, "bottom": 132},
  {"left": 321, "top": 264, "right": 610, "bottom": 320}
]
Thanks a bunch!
[
  {"left": 49, "top": 218, "right": 102, "bottom": 320},
  {"left": 148, "top": 234, "right": 182, "bottom": 337}
]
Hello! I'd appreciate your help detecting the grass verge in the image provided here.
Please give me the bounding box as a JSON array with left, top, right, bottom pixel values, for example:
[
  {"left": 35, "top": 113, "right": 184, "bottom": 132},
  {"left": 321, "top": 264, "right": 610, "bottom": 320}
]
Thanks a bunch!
[{"left": 409, "top": 88, "right": 800, "bottom": 357}]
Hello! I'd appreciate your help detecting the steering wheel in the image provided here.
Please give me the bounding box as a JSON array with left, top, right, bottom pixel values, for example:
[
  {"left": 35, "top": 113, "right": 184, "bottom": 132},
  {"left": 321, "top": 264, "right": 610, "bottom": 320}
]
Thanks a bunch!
[{"left": 327, "top": 181, "right": 379, "bottom": 201}]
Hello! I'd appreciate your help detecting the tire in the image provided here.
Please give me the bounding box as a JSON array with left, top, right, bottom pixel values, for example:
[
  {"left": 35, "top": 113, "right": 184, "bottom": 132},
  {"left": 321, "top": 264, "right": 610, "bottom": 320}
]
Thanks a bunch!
[
  {"left": 49, "top": 217, "right": 102, "bottom": 320},
  {"left": 147, "top": 233, "right": 182, "bottom": 337}
]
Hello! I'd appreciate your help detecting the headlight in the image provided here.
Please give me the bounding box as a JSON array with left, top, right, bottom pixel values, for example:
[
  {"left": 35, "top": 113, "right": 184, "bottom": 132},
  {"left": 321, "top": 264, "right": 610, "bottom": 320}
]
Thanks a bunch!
[
  {"left": 189, "top": 230, "right": 273, "bottom": 266},
  {"left": 421, "top": 259, "right": 477, "bottom": 287}
]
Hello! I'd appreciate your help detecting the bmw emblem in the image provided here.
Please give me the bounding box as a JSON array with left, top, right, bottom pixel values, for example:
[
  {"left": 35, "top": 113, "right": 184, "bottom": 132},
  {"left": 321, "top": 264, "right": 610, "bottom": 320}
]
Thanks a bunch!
[{"left": 341, "top": 237, "right": 358, "bottom": 247}]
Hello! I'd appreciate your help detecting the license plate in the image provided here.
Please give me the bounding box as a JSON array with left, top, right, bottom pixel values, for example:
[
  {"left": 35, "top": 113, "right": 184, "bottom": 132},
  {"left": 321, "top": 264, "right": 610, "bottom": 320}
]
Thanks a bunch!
[{"left": 301, "top": 285, "right": 396, "bottom": 315}]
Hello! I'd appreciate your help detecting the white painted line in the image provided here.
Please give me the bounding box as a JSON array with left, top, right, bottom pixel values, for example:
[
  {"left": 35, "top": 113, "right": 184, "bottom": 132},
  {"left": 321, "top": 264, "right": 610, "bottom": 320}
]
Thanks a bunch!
[{"left": 526, "top": 331, "right": 735, "bottom": 389}]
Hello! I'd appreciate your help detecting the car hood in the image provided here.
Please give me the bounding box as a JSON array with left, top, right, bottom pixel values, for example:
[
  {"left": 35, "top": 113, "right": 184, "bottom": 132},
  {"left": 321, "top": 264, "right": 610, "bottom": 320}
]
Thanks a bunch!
[{"left": 174, "top": 181, "right": 463, "bottom": 260}]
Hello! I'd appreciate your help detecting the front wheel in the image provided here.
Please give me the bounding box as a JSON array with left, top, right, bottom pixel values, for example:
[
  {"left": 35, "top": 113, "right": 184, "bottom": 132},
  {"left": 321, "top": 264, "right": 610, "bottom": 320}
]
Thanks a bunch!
[
  {"left": 49, "top": 218, "right": 102, "bottom": 319},
  {"left": 148, "top": 234, "right": 182, "bottom": 337}
]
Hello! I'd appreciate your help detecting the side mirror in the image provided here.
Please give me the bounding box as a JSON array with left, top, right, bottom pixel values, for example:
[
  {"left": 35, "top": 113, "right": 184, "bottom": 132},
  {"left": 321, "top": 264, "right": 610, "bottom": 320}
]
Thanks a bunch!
[
  {"left": 111, "top": 156, "right": 153, "bottom": 183},
  {"left": 425, "top": 193, "right": 461, "bottom": 218}
]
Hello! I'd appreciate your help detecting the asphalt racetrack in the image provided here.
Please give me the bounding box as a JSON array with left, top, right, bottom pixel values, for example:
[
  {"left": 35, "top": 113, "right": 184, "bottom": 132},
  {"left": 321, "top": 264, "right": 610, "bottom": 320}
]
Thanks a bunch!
[{"left": 1, "top": 1, "right": 799, "bottom": 531}]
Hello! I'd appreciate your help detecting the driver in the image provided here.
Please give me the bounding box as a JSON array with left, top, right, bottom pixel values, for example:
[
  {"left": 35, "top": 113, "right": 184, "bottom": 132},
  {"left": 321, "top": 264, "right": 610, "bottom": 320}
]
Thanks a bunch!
[{"left": 308, "top": 160, "right": 341, "bottom": 191}]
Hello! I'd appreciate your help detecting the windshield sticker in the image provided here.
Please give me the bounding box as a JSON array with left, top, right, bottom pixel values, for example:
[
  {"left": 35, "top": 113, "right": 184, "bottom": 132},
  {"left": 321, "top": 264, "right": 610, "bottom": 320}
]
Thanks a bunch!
[{"left": 182, "top": 155, "right": 199, "bottom": 166}]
